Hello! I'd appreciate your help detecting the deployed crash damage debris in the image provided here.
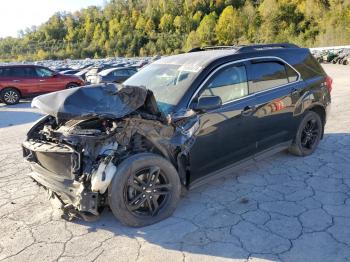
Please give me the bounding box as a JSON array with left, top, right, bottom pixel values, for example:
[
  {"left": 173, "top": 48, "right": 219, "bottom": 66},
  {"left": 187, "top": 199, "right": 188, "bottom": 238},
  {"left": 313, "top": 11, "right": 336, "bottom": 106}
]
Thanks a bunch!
[{"left": 23, "top": 84, "right": 198, "bottom": 222}]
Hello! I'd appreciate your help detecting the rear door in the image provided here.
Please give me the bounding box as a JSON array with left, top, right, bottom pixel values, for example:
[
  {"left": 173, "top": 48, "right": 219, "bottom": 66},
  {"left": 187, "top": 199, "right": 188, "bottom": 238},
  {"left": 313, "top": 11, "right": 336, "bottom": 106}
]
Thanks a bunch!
[
  {"left": 188, "top": 62, "right": 257, "bottom": 183},
  {"left": 246, "top": 58, "right": 303, "bottom": 152},
  {"left": 3, "top": 67, "right": 40, "bottom": 97}
]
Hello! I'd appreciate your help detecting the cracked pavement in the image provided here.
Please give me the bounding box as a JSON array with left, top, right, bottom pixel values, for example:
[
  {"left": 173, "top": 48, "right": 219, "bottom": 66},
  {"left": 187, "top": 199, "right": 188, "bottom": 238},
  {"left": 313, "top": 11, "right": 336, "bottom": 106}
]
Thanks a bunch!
[{"left": 0, "top": 64, "right": 350, "bottom": 262}]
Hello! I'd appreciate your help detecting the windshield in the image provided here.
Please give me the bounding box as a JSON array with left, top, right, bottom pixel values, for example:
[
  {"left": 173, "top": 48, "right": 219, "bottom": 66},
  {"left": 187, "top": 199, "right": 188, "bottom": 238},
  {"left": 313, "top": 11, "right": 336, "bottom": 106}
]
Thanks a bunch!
[{"left": 123, "top": 63, "right": 200, "bottom": 113}]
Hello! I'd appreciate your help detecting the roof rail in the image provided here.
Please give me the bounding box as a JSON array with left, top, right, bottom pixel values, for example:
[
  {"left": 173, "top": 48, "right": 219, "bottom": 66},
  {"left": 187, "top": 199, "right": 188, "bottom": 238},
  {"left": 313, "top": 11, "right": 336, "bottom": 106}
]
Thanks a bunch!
[
  {"left": 237, "top": 43, "right": 300, "bottom": 52},
  {"left": 188, "top": 43, "right": 299, "bottom": 53},
  {"left": 188, "top": 46, "right": 238, "bottom": 53}
]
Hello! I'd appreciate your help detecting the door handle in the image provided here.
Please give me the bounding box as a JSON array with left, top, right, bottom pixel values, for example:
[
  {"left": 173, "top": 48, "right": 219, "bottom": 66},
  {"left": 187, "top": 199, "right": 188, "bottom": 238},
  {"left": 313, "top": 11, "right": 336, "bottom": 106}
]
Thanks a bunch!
[
  {"left": 39, "top": 80, "right": 45, "bottom": 82},
  {"left": 241, "top": 106, "right": 255, "bottom": 116},
  {"left": 12, "top": 80, "right": 20, "bottom": 82}
]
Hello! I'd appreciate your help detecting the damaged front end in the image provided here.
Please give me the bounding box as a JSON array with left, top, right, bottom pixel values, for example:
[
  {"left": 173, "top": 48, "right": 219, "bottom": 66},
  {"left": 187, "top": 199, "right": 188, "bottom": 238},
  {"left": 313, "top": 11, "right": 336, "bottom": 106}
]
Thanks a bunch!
[{"left": 23, "top": 84, "right": 198, "bottom": 221}]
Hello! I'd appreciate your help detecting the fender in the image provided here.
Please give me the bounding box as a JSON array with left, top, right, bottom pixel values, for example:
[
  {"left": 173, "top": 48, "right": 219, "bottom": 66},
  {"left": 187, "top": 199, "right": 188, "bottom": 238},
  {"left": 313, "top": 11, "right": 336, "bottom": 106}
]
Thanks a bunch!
[{"left": 293, "top": 78, "right": 328, "bottom": 117}]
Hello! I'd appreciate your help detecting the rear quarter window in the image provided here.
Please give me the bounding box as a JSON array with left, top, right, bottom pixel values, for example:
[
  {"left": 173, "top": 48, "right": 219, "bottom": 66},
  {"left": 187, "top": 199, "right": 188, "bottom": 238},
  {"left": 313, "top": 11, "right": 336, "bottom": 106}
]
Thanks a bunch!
[
  {"left": 299, "top": 54, "right": 326, "bottom": 79},
  {"left": 284, "top": 51, "right": 326, "bottom": 80},
  {"left": 0, "top": 68, "right": 11, "bottom": 77}
]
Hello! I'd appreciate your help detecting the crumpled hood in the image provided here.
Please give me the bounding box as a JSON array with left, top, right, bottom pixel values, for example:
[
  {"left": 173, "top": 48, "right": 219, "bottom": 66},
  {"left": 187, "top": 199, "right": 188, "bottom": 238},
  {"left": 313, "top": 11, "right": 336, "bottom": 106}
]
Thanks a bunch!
[{"left": 32, "top": 83, "right": 148, "bottom": 123}]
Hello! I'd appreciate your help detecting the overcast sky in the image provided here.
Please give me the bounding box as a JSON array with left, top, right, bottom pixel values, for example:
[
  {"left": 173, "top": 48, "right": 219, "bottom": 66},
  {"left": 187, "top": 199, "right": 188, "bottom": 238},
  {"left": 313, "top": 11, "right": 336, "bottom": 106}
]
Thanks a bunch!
[{"left": 0, "top": 0, "right": 105, "bottom": 38}]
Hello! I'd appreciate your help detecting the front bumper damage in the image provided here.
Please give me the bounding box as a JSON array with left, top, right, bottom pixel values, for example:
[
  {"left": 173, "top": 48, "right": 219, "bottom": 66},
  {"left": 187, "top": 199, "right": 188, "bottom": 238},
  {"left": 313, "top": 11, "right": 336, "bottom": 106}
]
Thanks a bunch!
[
  {"left": 23, "top": 140, "right": 102, "bottom": 221},
  {"left": 23, "top": 84, "right": 199, "bottom": 221}
]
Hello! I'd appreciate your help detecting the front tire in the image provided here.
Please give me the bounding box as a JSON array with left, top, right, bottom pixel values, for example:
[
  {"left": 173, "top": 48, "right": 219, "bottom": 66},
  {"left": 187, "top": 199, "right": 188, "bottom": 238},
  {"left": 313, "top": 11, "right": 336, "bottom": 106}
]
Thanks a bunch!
[
  {"left": 1, "top": 88, "right": 20, "bottom": 105},
  {"left": 66, "top": 83, "right": 79, "bottom": 89},
  {"left": 288, "top": 111, "right": 323, "bottom": 156},
  {"left": 108, "top": 153, "right": 181, "bottom": 227}
]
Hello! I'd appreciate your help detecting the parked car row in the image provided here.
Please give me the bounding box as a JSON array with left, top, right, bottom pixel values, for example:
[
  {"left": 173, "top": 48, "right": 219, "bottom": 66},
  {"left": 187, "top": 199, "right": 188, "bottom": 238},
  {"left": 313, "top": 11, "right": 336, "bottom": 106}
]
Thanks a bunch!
[
  {"left": 311, "top": 48, "right": 350, "bottom": 65},
  {"left": 0, "top": 57, "right": 153, "bottom": 105}
]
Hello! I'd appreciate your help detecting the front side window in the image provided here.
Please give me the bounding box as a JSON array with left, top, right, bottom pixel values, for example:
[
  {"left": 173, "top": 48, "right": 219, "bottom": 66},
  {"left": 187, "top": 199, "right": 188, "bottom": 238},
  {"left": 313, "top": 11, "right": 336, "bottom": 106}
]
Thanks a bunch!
[
  {"left": 36, "top": 68, "right": 54, "bottom": 77},
  {"left": 249, "top": 61, "right": 289, "bottom": 93},
  {"left": 201, "top": 65, "right": 249, "bottom": 104}
]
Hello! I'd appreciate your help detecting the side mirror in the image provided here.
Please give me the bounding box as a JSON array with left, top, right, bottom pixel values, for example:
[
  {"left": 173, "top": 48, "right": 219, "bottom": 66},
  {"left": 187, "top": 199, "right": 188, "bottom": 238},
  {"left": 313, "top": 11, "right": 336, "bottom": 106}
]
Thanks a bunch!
[
  {"left": 52, "top": 73, "right": 59, "bottom": 77},
  {"left": 192, "top": 95, "right": 222, "bottom": 112}
]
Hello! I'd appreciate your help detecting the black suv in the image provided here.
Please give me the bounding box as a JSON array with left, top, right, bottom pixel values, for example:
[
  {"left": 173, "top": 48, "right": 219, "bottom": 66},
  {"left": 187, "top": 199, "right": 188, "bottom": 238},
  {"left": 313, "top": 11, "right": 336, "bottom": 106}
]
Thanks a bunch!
[{"left": 23, "top": 44, "right": 332, "bottom": 227}]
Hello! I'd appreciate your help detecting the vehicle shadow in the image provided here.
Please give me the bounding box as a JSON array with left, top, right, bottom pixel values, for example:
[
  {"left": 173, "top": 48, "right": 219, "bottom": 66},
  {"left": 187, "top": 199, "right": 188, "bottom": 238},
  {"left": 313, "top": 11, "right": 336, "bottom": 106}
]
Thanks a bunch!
[
  {"left": 0, "top": 100, "right": 32, "bottom": 109},
  {"left": 0, "top": 101, "right": 43, "bottom": 128},
  {"left": 67, "top": 133, "right": 350, "bottom": 261}
]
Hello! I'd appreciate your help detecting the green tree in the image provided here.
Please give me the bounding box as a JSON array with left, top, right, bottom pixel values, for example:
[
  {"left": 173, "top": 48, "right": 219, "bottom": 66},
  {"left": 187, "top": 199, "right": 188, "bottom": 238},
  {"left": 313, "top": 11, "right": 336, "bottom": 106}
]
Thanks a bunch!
[
  {"left": 216, "top": 6, "right": 243, "bottom": 45},
  {"left": 159, "top": 14, "right": 174, "bottom": 32},
  {"left": 184, "top": 30, "right": 200, "bottom": 51},
  {"left": 196, "top": 12, "right": 217, "bottom": 46}
]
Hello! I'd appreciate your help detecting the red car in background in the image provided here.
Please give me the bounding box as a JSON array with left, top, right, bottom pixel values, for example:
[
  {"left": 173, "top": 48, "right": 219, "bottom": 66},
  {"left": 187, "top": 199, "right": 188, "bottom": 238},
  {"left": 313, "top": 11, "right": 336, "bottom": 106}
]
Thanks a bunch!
[{"left": 0, "top": 65, "right": 85, "bottom": 105}]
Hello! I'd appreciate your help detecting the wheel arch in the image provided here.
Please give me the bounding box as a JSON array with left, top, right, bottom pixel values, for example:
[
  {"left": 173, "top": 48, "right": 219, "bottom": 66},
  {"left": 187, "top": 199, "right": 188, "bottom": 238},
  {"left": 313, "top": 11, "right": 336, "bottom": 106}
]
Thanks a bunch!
[
  {"left": 130, "top": 133, "right": 188, "bottom": 186},
  {"left": 66, "top": 82, "right": 80, "bottom": 88},
  {"left": 306, "top": 104, "right": 326, "bottom": 139}
]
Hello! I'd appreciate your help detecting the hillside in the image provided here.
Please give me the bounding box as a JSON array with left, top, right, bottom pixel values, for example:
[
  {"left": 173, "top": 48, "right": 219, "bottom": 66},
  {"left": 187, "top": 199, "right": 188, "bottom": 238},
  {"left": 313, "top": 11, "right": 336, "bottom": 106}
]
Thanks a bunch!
[{"left": 0, "top": 0, "right": 349, "bottom": 61}]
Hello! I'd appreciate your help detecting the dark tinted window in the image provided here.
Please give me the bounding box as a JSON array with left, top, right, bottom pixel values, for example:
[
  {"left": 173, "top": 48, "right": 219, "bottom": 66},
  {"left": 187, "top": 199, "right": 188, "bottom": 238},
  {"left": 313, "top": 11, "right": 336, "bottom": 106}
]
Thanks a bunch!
[
  {"left": 201, "top": 65, "right": 248, "bottom": 103},
  {"left": 286, "top": 65, "right": 299, "bottom": 82},
  {"left": 249, "top": 61, "right": 289, "bottom": 93},
  {"left": 127, "top": 69, "right": 137, "bottom": 75},
  {"left": 0, "top": 68, "right": 11, "bottom": 77},
  {"left": 114, "top": 70, "right": 129, "bottom": 77},
  {"left": 0, "top": 67, "right": 37, "bottom": 77},
  {"left": 297, "top": 54, "right": 326, "bottom": 79}
]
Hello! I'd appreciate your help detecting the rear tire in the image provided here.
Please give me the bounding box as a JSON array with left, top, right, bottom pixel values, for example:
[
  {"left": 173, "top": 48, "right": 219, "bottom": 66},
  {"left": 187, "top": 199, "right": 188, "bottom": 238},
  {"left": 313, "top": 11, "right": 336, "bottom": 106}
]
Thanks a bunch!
[
  {"left": 1, "top": 88, "right": 20, "bottom": 105},
  {"left": 108, "top": 153, "right": 181, "bottom": 227},
  {"left": 288, "top": 111, "right": 323, "bottom": 156}
]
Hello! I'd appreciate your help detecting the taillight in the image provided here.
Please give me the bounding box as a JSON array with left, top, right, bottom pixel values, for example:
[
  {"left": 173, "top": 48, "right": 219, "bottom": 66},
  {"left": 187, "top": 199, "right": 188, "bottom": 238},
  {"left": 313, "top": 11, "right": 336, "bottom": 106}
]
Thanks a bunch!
[{"left": 325, "top": 76, "right": 333, "bottom": 93}]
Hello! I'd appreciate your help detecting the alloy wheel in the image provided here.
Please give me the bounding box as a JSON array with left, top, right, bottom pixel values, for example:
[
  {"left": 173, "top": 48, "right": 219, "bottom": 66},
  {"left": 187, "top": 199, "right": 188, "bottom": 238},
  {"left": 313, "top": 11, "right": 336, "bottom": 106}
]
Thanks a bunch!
[
  {"left": 124, "top": 166, "right": 172, "bottom": 217},
  {"left": 3, "top": 90, "right": 19, "bottom": 104},
  {"left": 301, "top": 119, "right": 320, "bottom": 149}
]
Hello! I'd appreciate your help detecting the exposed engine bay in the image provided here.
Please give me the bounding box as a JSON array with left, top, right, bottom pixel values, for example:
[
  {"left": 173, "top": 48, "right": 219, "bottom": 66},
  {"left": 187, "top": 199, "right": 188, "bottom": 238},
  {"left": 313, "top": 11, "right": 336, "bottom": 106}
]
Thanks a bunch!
[{"left": 23, "top": 84, "right": 199, "bottom": 221}]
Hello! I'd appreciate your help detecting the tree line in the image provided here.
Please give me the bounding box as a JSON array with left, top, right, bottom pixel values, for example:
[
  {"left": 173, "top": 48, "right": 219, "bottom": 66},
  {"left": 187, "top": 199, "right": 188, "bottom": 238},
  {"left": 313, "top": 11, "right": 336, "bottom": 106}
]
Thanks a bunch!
[{"left": 0, "top": 0, "right": 349, "bottom": 61}]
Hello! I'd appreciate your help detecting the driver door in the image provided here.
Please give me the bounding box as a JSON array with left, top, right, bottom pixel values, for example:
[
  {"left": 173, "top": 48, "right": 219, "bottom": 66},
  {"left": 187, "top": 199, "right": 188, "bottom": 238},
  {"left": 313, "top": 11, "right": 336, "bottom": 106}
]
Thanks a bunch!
[
  {"left": 188, "top": 62, "right": 257, "bottom": 183},
  {"left": 35, "top": 67, "right": 65, "bottom": 93}
]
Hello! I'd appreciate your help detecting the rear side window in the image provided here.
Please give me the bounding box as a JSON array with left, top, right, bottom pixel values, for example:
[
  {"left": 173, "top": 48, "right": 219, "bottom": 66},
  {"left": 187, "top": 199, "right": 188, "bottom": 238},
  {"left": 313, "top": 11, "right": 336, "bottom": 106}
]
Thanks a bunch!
[
  {"left": 114, "top": 70, "right": 129, "bottom": 77},
  {"left": 249, "top": 61, "right": 289, "bottom": 93},
  {"left": 128, "top": 69, "right": 137, "bottom": 75},
  {"left": 0, "top": 67, "right": 37, "bottom": 77},
  {"left": 201, "top": 65, "right": 249, "bottom": 104},
  {"left": 0, "top": 68, "right": 13, "bottom": 77}
]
